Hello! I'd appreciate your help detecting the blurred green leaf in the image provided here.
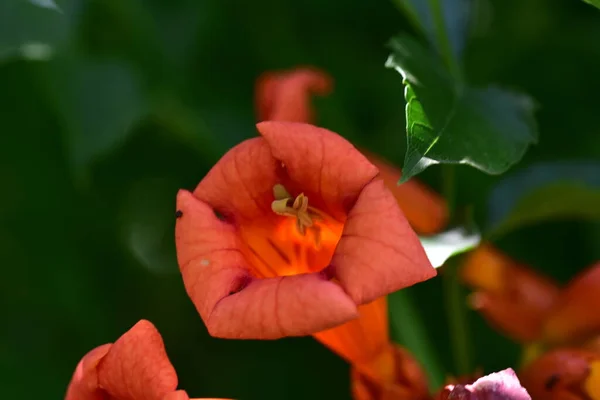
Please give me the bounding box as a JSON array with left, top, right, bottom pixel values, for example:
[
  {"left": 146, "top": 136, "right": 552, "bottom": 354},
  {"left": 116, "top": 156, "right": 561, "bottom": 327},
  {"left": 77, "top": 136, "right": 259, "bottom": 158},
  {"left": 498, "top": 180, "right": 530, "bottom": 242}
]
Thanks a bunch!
[
  {"left": 30, "top": 0, "right": 62, "bottom": 12},
  {"left": 420, "top": 227, "right": 481, "bottom": 268},
  {"left": 389, "top": 290, "right": 445, "bottom": 391},
  {"left": 120, "top": 177, "right": 179, "bottom": 274},
  {"left": 386, "top": 36, "right": 538, "bottom": 182},
  {"left": 583, "top": 0, "right": 600, "bottom": 10},
  {"left": 392, "top": 0, "right": 470, "bottom": 65},
  {"left": 0, "top": 0, "right": 75, "bottom": 61},
  {"left": 487, "top": 162, "right": 600, "bottom": 237},
  {"left": 44, "top": 57, "right": 146, "bottom": 176}
]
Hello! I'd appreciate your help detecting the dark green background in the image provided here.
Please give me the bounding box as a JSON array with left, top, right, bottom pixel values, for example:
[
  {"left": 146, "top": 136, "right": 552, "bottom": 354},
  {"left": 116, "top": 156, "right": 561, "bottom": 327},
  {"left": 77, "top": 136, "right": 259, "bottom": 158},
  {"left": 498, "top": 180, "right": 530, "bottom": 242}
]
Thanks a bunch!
[{"left": 1, "top": 0, "right": 599, "bottom": 399}]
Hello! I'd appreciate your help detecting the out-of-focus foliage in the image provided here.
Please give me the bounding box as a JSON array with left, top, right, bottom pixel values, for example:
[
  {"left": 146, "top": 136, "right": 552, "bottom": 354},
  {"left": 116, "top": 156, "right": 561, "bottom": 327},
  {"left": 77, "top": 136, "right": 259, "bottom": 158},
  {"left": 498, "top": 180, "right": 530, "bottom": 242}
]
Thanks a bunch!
[
  {"left": 1, "top": 0, "right": 600, "bottom": 399},
  {"left": 584, "top": 0, "right": 600, "bottom": 10},
  {"left": 486, "top": 162, "right": 600, "bottom": 238}
]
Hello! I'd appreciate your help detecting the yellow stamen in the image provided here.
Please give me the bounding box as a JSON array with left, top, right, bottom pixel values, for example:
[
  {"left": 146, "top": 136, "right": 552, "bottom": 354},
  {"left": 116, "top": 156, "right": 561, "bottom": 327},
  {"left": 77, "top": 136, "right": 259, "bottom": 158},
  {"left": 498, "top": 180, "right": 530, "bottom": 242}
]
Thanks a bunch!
[
  {"left": 271, "top": 184, "right": 322, "bottom": 247},
  {"left": 584, "top": 361, "right": 600, "bottom": 400}
]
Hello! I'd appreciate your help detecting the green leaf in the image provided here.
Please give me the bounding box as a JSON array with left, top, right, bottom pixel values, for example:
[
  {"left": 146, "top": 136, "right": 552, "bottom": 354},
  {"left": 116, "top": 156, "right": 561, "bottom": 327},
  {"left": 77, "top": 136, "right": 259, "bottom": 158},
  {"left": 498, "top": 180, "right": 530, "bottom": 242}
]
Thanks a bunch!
[
  {"left": 43, "top": 56, "right": 146, "bottom": 176},
  {"left": 486, "top": 162, "right": 600, "bottom": 237},
  {"left": 0, "top": 0, "right": 75, "bottom": 61},
  {"left": 386, "top": 36, "right": 538, "bottom": 182},
  {"left": 392, "top": 0, "right": 470, "bottom": 67},
  {"left": 420, "top": 227, "right": 481, "bottom": 268},
  {"left": 583, "top": 0, "right": 600, "bottom": 10},
  {"left": 120, "top": 177, "right": 179, "bottom": 274}
]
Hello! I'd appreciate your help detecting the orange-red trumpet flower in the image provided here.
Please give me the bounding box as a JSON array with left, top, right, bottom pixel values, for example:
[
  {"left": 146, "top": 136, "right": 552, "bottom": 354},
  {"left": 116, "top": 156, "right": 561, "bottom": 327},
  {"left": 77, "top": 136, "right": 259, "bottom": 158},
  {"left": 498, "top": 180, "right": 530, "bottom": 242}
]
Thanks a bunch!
[
  {"left": 461, "top": 244, "right": 560, "bottom": 342},
  {"left": 519, "top": 348, "right": 600, "bottom": 400},
  {"left": 65, "top": 320, "right": 222, "bottom": 400},
  {"left": 175, "top": 121, "right": 435, "bottom": 339},
  {"left": 463, "top": 247, "right": 600, "bottom": 348}
]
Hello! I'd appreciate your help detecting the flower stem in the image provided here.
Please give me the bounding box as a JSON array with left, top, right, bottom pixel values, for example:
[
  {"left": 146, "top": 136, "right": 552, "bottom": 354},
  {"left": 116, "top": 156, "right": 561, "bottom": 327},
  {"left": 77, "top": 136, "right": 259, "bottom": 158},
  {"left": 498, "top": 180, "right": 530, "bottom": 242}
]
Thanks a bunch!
[
  {"left": 441, "top": 165, "right": 472, "bottom": 376},
  {"left": 428, "top": 0, "right": 463, "bottom": 82},
  {"left": 443, "top": 256, "right": 472, "bottom": 375},
  {"left": 389, "top": 291, "right": 445, "bottom": 391}
]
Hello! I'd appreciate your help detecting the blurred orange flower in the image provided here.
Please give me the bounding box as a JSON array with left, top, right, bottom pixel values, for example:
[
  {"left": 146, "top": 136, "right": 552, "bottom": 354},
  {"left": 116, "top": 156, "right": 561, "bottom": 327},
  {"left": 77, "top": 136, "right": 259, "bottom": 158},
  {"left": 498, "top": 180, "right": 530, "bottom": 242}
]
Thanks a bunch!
[
  {"left": 542, "top": 262, "right": 600, "bottom": 346},
  {"left": 461, "top": 243, "right": 561, "bottom": 342},
  {"left": 65, "top": 320, "right": 223, "bottom": 400},
  {"left": 519, "top": 348, "right": 600, "bottom": 400},
  {"left": 175, "top": 121, "right": 435, "bottom": 339},
  {"left": 463, "top": 247, "right": 600, "bottom": 349},
  {"left": 255, "top": 67, "right": 332, "bottom": 124}
]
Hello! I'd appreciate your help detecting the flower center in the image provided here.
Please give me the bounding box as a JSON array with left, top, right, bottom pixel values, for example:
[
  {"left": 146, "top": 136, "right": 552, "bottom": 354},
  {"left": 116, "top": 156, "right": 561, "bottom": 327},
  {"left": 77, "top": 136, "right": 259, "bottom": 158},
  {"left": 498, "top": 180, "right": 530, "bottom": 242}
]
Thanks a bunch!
[{"left": 239, "top": 184, "right": 344, "bottom": 278}]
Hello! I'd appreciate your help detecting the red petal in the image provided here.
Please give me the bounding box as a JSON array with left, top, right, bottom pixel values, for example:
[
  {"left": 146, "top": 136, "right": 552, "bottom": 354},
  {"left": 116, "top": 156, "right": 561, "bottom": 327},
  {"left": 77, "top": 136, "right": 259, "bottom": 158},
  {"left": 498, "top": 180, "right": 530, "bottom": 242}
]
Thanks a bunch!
[
  {"left": 256, "top": 121, "right": 379, "bottom": 221},
  {"left": 97, "top": 320, "right": 178, "bottom": 400},
  {"left": 332, "top": 179, "right": 436, "bottom": 304},
  {"left": 176, "top": 190, "right": 251, "bottom": 322},
  {"left": 544, "top": 262, "right": 600, "bottom": 344},
  {"left": 193, "top": 137, "right": 279, "bottom": 222},
  {"left": 208, "top": 273, "right": 358, "bottom": 338},
  {"left": 255, "top": 68, "right": 332, "bottom": 123},
  {"left": 65, "top": 344, "right": 111, "bottom": 400},
  {"left": 176, "top": 190, "right": 358, "bottom": 339}
]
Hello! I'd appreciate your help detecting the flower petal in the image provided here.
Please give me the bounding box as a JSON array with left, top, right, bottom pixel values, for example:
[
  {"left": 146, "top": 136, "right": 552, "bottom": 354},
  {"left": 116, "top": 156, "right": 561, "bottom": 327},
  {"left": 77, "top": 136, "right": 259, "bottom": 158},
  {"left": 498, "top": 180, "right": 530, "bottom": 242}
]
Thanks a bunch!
[
  {"left": 97, "top": 320, "right": 178, "bottom": 400},
  {"left": 438, "top": 369, "right": 531, "bottom": 400},
  {"left": 255, "top": 68, "right": 332, "bottom": 123},
  {"left": 543, "top": 262, "right": 600, "bottom": 345},
  {"left": 208, "top": 273, "right": 359, "bottom": 339},
  {"left": 176, "top": 190, "right": 251, "bottom": 322},
  {"left": 176, "top": 190, "right": 358, "bottom": 339},
  {"left": 468, "top": 292, "right": 547, "bottom": 343},
  {"left": 461, "top": 244, "right": 560, "bottom": 342},
  {"left": 163, "top": 391, "right": 191, "bottom": 400},
  {"left": 362, "top": 151, "right": 448, "bottom": 235},
  {"left": 520, "top": 348, "right": 600, "bottom": 400},
  {"left": 313, "top": 296, "right": 388, "bottom": 365},
  {"left": 193, "top": 137, "right": 279, "bottom": 222},
  {"left": 256, "top": 121, "right": 379, "bottom": 222},
  {"left": 65, "top": 344, "right": 111, "bottom": 400},
  {"left": 332, "top": 179, "right": 436, "bottom": 304}
]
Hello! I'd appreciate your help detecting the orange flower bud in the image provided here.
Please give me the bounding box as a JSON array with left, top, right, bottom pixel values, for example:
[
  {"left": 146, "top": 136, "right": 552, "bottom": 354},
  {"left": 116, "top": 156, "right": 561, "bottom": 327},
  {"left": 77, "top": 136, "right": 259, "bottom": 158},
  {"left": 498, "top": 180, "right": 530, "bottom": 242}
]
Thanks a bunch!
[
  {"left": 461, "top": 244, "right": 560, "bottom": 342},
  {"left": 65, "top": 320, "right": 225, "bottom": 400}
]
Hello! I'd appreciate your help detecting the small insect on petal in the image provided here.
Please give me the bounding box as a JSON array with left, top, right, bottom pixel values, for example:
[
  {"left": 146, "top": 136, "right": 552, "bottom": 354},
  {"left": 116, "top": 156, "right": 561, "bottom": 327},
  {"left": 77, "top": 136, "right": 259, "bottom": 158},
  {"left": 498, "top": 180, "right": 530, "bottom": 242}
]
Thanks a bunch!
[{"left": 175, "top": 210, "right": 183, "bottom": 219}]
